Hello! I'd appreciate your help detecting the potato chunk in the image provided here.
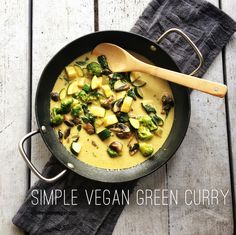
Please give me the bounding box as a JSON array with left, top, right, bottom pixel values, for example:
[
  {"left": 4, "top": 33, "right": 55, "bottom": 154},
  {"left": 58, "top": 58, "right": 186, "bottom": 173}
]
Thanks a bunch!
[
  {"left": 104, "top": 115, "right": 118, "bottom": 127},
  {"left": 120, "top": 96, "right": 133, "bottom": 113},
  {"left": 65, "top": 66, "right": 77, "bottom": 80}
]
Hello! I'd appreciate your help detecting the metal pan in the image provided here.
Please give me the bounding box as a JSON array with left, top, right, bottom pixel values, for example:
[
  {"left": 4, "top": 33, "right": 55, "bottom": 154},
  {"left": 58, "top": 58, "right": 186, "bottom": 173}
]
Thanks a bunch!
[{"left": 19, "top": 29, "right": 203, "bottom": 183}]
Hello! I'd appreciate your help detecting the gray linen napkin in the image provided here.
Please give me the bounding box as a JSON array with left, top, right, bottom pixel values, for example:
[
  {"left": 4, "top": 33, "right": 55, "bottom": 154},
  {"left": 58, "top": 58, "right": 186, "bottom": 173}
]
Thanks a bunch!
[{"left": 13, "top": 0, "right": 236, "bottom": 234}]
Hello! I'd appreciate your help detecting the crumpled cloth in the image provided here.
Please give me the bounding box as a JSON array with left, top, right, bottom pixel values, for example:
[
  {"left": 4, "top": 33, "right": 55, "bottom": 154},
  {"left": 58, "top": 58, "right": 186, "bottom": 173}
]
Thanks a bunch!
[{"left": 13, "top": 0, "right": 236, "bottom": 234}]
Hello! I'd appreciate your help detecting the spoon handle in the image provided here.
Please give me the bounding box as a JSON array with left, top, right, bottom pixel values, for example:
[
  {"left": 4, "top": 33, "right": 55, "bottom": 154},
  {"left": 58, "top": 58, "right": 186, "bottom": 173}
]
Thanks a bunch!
[{"left": 139, "top": 63, "right": 227, "bottom": 98}]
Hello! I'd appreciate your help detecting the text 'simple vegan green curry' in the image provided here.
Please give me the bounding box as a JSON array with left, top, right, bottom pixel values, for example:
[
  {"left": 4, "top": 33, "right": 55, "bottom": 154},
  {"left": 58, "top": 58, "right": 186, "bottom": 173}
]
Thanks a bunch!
[{"left": 50, "top": 52, "right": 174, "bottom": 169}]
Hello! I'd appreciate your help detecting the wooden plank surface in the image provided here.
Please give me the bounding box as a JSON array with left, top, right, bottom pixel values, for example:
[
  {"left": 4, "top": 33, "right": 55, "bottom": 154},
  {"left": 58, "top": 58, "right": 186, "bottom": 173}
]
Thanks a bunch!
[
  {"left": 221, "top": 0, "right": 236, "bottom": 214},
  {"left": 99, "top": 0, "right": 234, "bottom": 234},
  {"left": 0, "top": 0, "right": 29, "bottom": 234},
  {"left": 98, "top": 1, "right": 169, "bottom": 234},
  {"left": 167, "top": 0, "right": 233, "bottom": 233},
  {"left": 31, "top": 0, "right": 94, "bottom": 184}
]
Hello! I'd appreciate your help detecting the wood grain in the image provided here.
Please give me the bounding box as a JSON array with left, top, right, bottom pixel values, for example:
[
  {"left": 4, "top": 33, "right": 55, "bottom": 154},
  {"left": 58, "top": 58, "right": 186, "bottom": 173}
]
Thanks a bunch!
[
  {"left": 99, "top": 0, "right": 234, "bottom": 234},
  {"left": 99, "top": 1, "right": 169, "bottom": 235},
  {"left": 167, "top": 0, "right": 234, "bottom": 233},
  {"left": 221, "top": 0, "right": 236, "bottom": 218},
  {"left": 0, "top": 0, "right": 29, "bottom": 234},
  {"left": 31, "top": 0, "right": 94, "bottom": 184}
]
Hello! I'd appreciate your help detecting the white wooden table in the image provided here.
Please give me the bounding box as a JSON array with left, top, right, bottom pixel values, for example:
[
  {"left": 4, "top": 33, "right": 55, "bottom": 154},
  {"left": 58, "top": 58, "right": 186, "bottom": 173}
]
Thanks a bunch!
[{"left": 0, "top": 0, "right": 235, "bottom": 234}]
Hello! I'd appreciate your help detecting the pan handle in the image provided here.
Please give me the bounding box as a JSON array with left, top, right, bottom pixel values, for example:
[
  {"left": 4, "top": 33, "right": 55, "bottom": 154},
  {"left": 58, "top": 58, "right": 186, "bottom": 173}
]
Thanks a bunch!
[
  {"left": 18, "top": 129, "right": 67, "bottom": 183},
  {"left": 156, "top": 28, "right": 204, "bottom": 76}
]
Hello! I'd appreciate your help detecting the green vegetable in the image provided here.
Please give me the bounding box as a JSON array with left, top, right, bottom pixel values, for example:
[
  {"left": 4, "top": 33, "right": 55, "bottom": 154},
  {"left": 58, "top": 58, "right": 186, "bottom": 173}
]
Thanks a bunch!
[
  {"left": 75, "top": 60, "right": 87, "bottom": 66},
  {"left": 77, "top": 124, "right": 82, "bottom": 131},
  {"left": 82, "top": 84, "right": 91, "bottom": 93},
  {"left": 50, "top": 108, "right": 63, "bottom": 126},
  {"left": 98, "top": 128, "right": 111, "bottom": 140},
  {"left": 87, "top": 62, "right": 102, "bottom": 76},
  {"left": 141, "top": 103, "right": 156, "bottom": 114},
  {"left": 71, "top": 104, "right": 82, "bottom": 117},
  {"left": 67, "top": 81, "right": 79, "bottom": 95},
  {"left": 139, "top": 116, "right": 158, "bottom": 131},
  {"left": 127, "top": 88, "right": 136, "bottom": 100},
  {"left": 116, "top": 112, "right": 129, "bottom": 123},
  {"left": 107, "top": 147, "right": 118, "bottom": 157},
  {"left": 78, "top": 90, "right": 88, "bottom": 102},
  {"left": 81, "top": 113, "right": 95, "bottom": 124},
  {"left": 70, "top": 142, "right": 81, "bottom": 156},
  {"left": 137, "top": 126, "right": 153, "bottom": 140},
  {"left": 97, "top": 55, "right": 109, "bottom": 69},
  {"left": 129, "top": 118, "right": 140, "bottom": 129},
  {"left": 134, "top": 87, "right": 144, "bottom": 99},
  {"left": 59, "top": 88, "right": 67, "bottom": 100},
  {"left": 150, "top": 113, "right": 164, "bottom": 126},
  {"left": 139, "top": 142, "right": 154, "bottom": 157},
  {"left": 60, "top": 98, "right": 73, "bottom": 114}
]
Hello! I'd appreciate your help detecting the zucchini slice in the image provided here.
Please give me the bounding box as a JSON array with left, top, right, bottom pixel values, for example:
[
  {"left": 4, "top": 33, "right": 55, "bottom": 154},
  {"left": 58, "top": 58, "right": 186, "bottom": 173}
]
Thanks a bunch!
[
  {"left": 59, "top": 88, "right": 67, "bottom": 100},
  {"left": 91, "top": 75, "right": 102, "bottom": 90},
  {"left": 129, "top": 118, "right": 140, "bottom": 129},
  {"left": 98, "top": 128, "right": 111, "bottom": 140},
  {"left": 134, "top": 87, "right": 144, "bottom": 99},
  {"left": 132, "top": 79, "right": 146, "bottom": 87},
  {"left": 70, "top": 142, "right": 81, "bottom": 155},
  {"left": 67, "top": 81, "right": 79, "bottom": 95}
]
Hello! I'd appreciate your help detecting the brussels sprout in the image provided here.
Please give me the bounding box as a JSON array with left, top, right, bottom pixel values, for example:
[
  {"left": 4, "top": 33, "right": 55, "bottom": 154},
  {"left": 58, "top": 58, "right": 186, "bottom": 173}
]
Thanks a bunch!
[
  {"left": 139, "top": 142, "right": 154, "bottom": 157},
  {"left": 137, "top": 126, "right": 153, "bottom": 140},
  {"left": 71, "top": 104, "right": 82, "bottom": 117},
  {"left": 138, "top": 116, "right": 158, "bottom": 131},
  {"left": 87, "top": 62, "right": 102, "bottom": 76},
  {"left": 50, "top": 107, "right": 63, "bottom": 126},
  {"left": 60, "top": 98, "right": 73, "bottom": 114},
  {"left": 78, "top": 90, "right": 88, "bottom": 102}
]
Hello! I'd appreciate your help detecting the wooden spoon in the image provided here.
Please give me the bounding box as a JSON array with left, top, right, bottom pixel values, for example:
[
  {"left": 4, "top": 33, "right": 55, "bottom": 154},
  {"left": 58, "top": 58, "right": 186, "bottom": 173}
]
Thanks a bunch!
[{"left": 92, "top": 43, "right": 227, "bottom": 98}]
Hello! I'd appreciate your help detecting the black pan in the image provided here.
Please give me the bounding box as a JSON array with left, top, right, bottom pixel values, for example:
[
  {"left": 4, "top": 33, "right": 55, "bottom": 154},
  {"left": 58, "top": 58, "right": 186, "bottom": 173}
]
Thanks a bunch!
[{"left": 19, "top": 30, "right": 191, "bottom": 183}]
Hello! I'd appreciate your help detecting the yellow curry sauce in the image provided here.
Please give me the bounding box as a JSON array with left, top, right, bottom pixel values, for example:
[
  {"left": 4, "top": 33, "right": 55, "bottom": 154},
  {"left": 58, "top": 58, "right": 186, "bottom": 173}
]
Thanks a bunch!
[{"left": 50, "top": 52, "right": 174, "bottom": 169}]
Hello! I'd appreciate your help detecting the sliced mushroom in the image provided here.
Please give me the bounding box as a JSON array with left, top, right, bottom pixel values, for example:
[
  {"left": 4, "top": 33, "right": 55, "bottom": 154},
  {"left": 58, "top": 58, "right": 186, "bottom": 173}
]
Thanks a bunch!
[
  {"left": 129, "top": 143, "right": 139, "bottom": 156},
  {"left": 110, "top": 123, "right": 132, "bottom": 139},
  {"left": 83, "top": 123, "right": 95, "bottom": 135},
  {"left": 100, "top": 95, "right": 115, "bottom": 109},
  {"left": 50, "top": 92, "right": 60, "bottom": 102},
  {"left": 109, "top": 141, "right": 123, "bottom": 153},
  {"left": 64, "top": 128, "right": 71, "bottom": 139},
  {"left": 110, "top": 123, "right": 130, "bottom": 133},
  {"left": 64, "top": 116, "right": 74, "bottom": 127},
  {"left": 72, "top": 117, "right": 82, "bottom": 125},
  {"left": 58, "top": 130, "right": 63, "bottom": 139},
  {"left": 114, "top": 80, "right": 130, "bottom": 91},
  {"left": 112, "top": 98, "right": 123, "bottom": 113}
]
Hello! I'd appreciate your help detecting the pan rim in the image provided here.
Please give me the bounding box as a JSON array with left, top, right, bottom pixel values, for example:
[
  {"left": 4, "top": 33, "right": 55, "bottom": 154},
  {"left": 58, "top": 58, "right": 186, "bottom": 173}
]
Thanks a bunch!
[{"left": 35, "top": 30, "right": 191, "bottom": 183}]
